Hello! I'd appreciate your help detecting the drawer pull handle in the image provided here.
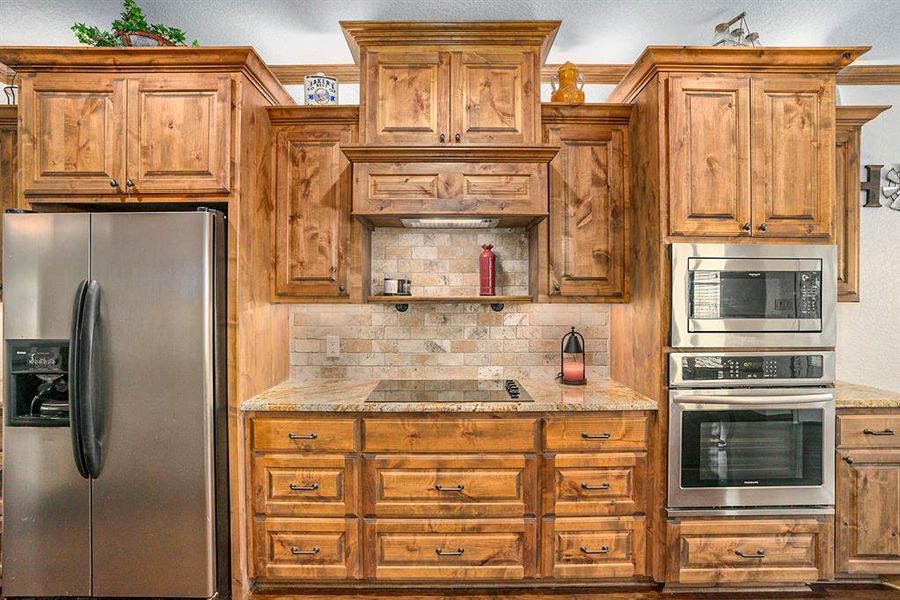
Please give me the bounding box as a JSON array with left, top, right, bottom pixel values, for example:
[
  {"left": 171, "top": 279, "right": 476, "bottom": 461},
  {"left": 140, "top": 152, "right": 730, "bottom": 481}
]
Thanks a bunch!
[
  {"left": 736, "top": 549, "right": 766, "bottom": 559},
  {"left": 581, "top": 482, "right": 611, "bottom": 491},
  {"left": 289, "top": 483, "right": 319, "bottom": 492},
  {"left": 435, "top": 547, "right": 465, "bottom": 556},
  {"left": 435, "top": 484, "right": 465, "bottom": 492},
  {"left": 580, "top": 545, "right": 609, "bottom": 555},
  {"left": 581, "top": 432, "right": 611, "bottom": 440},
  {"left": 291, "top": 546, "right": 320, "bottom": 556},
  {"left": 863, "top": 428, "right": 895, "bottom": 436},
  {"left": 288, "top": 432, "right": 318, "bottom": 440}
]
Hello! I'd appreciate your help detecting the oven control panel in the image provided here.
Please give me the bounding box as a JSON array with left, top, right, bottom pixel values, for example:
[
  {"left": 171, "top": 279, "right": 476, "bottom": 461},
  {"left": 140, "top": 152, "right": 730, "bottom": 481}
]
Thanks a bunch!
[{"left": 679, "top": 354, "right": 825, "bottom": 381}]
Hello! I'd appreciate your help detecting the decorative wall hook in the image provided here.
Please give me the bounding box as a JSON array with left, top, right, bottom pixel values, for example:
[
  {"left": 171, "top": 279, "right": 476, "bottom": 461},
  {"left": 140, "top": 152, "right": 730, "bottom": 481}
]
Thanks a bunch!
[{"left": 861, "top": 164, "right": 884, "bottom": 207}]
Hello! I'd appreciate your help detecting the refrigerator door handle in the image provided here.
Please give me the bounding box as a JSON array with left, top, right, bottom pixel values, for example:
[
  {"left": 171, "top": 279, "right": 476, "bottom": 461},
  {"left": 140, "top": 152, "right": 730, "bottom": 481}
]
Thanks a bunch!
[
  {"left": 69, "top": 280, "right": 90, "bottom": 479},
  {"left": 80, "top": 280, "right": 104, "bottom": 479}
]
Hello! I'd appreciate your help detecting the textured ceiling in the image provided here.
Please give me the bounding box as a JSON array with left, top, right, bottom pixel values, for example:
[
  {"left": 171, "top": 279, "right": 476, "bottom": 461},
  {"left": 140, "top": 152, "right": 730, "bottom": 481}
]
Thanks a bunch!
[{"left": 1, "top": 0, "right": 899, "bottom": 64}]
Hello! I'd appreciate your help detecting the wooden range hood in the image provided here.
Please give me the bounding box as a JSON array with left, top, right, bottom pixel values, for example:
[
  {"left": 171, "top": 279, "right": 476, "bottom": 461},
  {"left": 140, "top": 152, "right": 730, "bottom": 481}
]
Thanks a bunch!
[{"left": 342, "top": 145, "right": 559, "bottom": 227}]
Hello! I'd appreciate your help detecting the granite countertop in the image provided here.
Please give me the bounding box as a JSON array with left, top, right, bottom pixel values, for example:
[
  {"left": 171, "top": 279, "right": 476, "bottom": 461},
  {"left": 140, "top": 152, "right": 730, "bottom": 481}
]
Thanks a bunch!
[
  {"left": 836, "top": 381, "right": 900, "bottom": 409},
  {"left": 240, "top": 377, "right": 657, "bottom": 413}
]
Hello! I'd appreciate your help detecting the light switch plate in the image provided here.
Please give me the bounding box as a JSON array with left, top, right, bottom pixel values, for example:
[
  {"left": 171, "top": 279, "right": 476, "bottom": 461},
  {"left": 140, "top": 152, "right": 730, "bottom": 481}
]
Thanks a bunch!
[{"left": 326, "top": 335, "right": 340, "bottom": 358}]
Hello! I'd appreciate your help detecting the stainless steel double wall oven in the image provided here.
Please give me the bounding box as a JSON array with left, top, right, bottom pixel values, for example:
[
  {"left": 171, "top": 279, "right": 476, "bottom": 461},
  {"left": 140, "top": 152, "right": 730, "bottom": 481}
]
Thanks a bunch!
[{"left": 668, "top": 243, "right": 838, "bottom": 513}]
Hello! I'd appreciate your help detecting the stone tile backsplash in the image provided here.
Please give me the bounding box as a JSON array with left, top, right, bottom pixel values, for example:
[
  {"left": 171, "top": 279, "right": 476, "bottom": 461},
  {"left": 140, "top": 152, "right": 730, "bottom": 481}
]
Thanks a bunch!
[
  {"left": 290, "top": 302, "right": 610, "bottom": 381},
  {"left": 370, "top": 228, "right": 529, "bottom": 297}
]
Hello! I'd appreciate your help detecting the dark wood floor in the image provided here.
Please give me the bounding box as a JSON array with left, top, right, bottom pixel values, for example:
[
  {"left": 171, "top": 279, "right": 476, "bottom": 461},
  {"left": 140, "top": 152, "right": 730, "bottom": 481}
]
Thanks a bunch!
[{"left": 255, "top": 582, "right": 900, "bottom": 599}]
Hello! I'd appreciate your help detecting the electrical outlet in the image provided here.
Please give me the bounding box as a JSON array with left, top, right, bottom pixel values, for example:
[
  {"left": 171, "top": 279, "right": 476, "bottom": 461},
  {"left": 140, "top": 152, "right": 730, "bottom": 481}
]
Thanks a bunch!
[{"left": 326, "top": 335, "right": 340, "bottom": 358}]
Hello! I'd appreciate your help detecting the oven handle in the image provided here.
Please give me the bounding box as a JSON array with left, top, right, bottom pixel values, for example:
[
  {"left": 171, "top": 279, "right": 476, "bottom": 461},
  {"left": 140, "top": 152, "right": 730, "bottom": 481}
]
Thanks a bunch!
[{"left": 672, "top": 392, "right": 834, "bottom": 405}]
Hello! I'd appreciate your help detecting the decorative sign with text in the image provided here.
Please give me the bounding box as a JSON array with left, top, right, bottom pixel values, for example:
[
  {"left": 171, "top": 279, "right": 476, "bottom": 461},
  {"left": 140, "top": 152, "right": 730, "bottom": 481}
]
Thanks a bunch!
[{"left": 304, "top": 73, "right": 338, "bottom": 105}]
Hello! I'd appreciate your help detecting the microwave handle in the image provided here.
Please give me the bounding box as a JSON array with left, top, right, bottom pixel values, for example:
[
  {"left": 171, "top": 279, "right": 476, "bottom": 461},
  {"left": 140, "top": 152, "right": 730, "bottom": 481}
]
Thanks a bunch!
[{"left": 672, "top": 392, "right": 834, "bottom": 405}]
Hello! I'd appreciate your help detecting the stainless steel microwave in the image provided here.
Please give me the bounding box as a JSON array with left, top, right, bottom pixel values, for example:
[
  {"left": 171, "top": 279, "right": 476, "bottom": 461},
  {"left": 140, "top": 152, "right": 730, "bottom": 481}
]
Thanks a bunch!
[{"left": 670, "top": 243, "right": 837, "bottom": 348}]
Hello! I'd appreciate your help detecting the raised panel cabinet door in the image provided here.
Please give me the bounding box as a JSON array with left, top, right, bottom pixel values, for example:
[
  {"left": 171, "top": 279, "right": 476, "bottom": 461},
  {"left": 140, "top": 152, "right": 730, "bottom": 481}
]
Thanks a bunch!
[
  {"left": 546, "top": 124, "right": 627, "bottom": 299},
  {"left": 750, "top": 76, "right": 835, "bottom": 238},
  {"left": 274, "top": 125, "right": 354, "bottom": 298},
  {"left": 836, "top": 449, "right": 900, "bottom": 575},
  {"left": 668, "top": 75, "right": 751, "bottom": 237},
  {"left": 19, "top": 73, "right": 126, "bottom": 195},
  {"left": 126, "top": 74, "right": 231, "bottom": 193},
  {"left": 834, "top": 124, "right": 860, "bottom": 301},
  {"left": 451, "top": 49, "right": 536, "bottom": 145},
  {"left": 364, "top": 50, "right": 450, "bottom": 145}
]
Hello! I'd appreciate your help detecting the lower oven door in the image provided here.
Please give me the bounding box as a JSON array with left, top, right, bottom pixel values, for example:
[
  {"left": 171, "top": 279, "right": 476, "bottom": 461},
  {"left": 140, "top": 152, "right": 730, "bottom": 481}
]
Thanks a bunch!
[{"left": 668, "top": 387, "right": 835, "bottom": 509}]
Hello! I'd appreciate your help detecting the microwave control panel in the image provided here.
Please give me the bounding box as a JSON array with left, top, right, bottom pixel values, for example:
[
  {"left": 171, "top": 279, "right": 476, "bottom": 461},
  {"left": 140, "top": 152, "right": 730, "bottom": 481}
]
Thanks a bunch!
[
  {"left": 680, "top": 354, "right": 825, "bottom": 381},
  {"left": 798, "top": 271, "right": 822, "bottom": 318}
]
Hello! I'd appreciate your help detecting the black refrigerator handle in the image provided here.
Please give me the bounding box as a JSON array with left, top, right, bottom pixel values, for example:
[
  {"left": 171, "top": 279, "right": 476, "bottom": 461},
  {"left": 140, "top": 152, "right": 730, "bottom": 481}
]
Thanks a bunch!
[
  {"left": 69, "top": 280, "right": 90, "bottom": 479},
  {"left": 80, "top": 279, "right": 104, "bottom": 479}
]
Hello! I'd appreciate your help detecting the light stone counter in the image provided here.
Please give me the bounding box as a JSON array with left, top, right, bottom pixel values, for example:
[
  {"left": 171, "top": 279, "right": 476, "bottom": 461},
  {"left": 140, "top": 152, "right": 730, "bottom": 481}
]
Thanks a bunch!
[
  {"left": 240, "top": 377, "right": 657, "bottom": 413},
  {"left": 836, "top": 381, "right": 900, "bottom": 409}
]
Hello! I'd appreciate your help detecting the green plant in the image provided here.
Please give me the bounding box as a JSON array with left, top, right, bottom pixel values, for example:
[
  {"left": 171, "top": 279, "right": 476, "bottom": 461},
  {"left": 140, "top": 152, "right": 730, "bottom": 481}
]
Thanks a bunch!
[{"left": 72, "top": 0, "right": 199, "bottom": 47}]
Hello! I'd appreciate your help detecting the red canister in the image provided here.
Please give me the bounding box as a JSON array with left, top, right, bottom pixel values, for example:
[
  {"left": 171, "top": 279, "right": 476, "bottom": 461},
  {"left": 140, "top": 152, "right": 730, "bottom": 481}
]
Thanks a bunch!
[{"left": 479, "top": 243, "right": 496, "bottom": 296}]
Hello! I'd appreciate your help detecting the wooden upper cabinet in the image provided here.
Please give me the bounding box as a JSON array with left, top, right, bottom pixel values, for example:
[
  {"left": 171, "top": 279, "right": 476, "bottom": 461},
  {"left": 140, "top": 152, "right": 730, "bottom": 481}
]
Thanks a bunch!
[
  {"left": 345, "top": 21, "right": 558, "bottom": 147},
  {"left": 542, "top": 105, "right": 631, "bottom": 301},
  {"left": 1, "top": 105, "right": 18, "bottom": 299},
  {"left": 750, "top": 76, "right": 835, "bottom": 238},
  {"left": 364, "top": 50, "right": 450, "bottom": 145},
  {"left": 270, "top": 107, "right": 359, "bottom": 300},
  {"left": 19, "top": 73, "right": 126, "bottom": 195},
  {"left": 668, "top": 75, "right": 751, "bottom": 237},
  {"left": 834, "top": 105, "right": 890, "bottom": 302},
  {"left": 126, "top": 74, "right": 232, "bottom": 193},
  {"left": 452, "top": 49, "right": 536, "bottom": 145}
]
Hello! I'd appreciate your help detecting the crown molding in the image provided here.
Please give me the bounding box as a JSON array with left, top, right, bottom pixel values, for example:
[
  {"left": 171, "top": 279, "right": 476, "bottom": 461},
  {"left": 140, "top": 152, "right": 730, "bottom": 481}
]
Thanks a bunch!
[
  {"left": 835, "top": 104, "right": 892, "bottom": 127},
  {"left": 541, "top": 103, "right": 633, "bottom": 125},
  {"left": 267, "top": 105, "right": 358, "bottom": 125},
  {"left": 0, "top": 104, "right": 17, "bottom": 128}
]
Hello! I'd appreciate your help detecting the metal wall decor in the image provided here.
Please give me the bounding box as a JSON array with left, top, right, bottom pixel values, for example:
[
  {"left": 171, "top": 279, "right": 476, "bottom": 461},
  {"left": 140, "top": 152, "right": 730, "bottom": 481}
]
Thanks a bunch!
[
  {"left": 862, "top": 164, "right": 884, "bottom": 207},
  {"left": 712, "top": 12, "right": 761, "bottom": 47},
  {"left": 3, "top": 72, "right": 16, "bottom": 104},
  {"left": 885, "top": 168, "right": 900, "bottom": 210}
]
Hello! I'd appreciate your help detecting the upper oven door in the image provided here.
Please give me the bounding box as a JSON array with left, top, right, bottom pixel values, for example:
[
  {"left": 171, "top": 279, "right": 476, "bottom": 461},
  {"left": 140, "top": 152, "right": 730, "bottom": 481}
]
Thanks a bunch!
[
  {"left": 671, "top": 244, "right": 837, "bottom": 348},
  {"left": 668, "top": 387, "right": 835, "bottom": 509}
]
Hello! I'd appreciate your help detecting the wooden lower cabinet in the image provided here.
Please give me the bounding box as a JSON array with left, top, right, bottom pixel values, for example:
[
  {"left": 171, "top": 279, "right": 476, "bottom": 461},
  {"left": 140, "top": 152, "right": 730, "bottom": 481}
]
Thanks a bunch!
[
  {"left": 253, "top": 517, "right": 360, "bottom": 581},
  {"left": 542, "top": 516, "right": 646, "bottom": 579},
  {"left": 543, "top": 452, "right": 647, "bottom": 516},
  {"left": 364, "top": 518, "right": 536, "bottom": 580},
  {"left": 666, "top": 516, "right": 834, "bottom": 585},
  {"left": 251, "top": 454, "right": 358, "bottom": 517}
]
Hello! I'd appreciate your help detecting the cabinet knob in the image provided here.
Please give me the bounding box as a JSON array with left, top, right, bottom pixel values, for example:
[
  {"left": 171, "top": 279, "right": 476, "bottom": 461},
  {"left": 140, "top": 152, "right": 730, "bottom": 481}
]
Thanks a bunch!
[
  {"left": 554, "top": 283, "right": 561, "bottom": 292},
  {"left": 439, "top": 133, "right": 446, "bottom": 143},
  {"left": 742, "top": 222, "right": 751, "bottom": 231},
  {"left": 844, "top": 455, "right": 854, "bottom": 464},
  {"left": 109, "top": 179, "right": 118, "bottom": 188},
  {"left": 455, "top": 133, "right": 461, "bottom": 143},
  {"left": 126, "top": 179, "right": 135, "bottom": 188},
  {"left": 758, "top": 223, "right": 768, "bottom": 232},
  {"left": 338, "top": 285, "right": 346, "bottom": 293}
]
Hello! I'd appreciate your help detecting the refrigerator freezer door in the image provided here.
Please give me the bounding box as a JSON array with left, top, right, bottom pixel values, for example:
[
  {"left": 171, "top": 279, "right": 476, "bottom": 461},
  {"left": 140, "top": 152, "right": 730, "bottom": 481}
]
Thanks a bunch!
[
  {"left": 2, "top": 213, "right": 92, "bottom": 597},
  {"left": 88, "top": 212, "right": 216, "bottom": 597}
]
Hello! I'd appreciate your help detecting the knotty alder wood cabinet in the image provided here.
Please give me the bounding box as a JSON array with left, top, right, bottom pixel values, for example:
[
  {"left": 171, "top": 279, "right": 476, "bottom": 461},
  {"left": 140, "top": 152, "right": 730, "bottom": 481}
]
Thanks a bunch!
[
  {"left": 0, "top": 105, "right": 19, "bottom": 300},
  {"left": 836, "top": 411, "right": 900, "bottom": 576},
  {"left": 834, "top": 105, "right": 890, "bottom": 302},
  {"left": 609, "top": 46, "right": 869, "bottom": 241},
  {"left": 245, "top": 412, "right": 653, "bottom": 587},
  {"left": 342, "top": 21, "right": 559, "bottom": 146},
  {"left": 541, "top": 104, "right": 631, "bottom": 301},
  {"left": 17, "top": 71, "right": 231, "bottom": 197}
]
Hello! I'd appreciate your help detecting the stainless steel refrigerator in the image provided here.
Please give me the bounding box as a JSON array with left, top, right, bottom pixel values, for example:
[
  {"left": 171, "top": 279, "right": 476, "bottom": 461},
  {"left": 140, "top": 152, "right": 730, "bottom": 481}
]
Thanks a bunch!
[{"left": 2, "top": 210, "right": 229, "bottom": 598}]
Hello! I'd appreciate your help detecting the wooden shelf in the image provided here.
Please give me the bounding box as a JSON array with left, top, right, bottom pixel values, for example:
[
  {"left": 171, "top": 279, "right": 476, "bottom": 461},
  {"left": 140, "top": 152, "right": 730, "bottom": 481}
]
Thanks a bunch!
[{"left": 368, "top": 295, "right": 532, "bottom": 304}]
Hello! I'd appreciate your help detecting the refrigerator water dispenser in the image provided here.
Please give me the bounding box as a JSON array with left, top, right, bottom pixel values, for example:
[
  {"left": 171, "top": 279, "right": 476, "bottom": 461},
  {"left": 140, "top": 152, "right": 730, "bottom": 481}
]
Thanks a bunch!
[{"left": 6, "top": 340, "right": 70, "bottom": 426}]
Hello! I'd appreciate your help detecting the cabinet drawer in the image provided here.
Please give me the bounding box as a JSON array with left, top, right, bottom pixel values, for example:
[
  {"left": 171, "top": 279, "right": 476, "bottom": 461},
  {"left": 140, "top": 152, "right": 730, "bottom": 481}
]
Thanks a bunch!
[
  {"left": 252, "top": 454, "right": 358, "bottom": 517},
  {"left": 363, "top": 418, "right": 538, "bottom": 453},
  {"left": 364, "top": 455, "right": 536, "bottom": 518},
  {"left": 541, "top": 516, "right": 646, "bottom": 579},
  {"left": 251, "top": 417, "right": 358, "bottom": 453},
  {"left": 253, "top": 518, "right": 359, "bottom": 581},
  {"left": 838, "top": 414, "right": 900, "bottom": 448},
  {"left": 666, "top": 517, "right": 834, "bottom": 584},
  {"left": 543, "top": 453, "right": 647, "bottom": 516},
  {"left": 544, "top": 416, "right": 648, "bottom": 452},
  {"left": 364, "top": 519, "right": 536, "bottom": 580}
]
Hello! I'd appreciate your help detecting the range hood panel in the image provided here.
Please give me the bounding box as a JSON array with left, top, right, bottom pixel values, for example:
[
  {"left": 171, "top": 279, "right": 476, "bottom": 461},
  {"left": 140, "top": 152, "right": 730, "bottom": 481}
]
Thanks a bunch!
[{"left": 344, "top": 145, "right": 558, "bottom": 228}]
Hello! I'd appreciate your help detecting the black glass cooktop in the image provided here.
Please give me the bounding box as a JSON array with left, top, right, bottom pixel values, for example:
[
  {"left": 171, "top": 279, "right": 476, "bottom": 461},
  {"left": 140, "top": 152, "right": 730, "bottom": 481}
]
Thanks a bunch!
[{"left": 367, "top": 379, "right": 532, "bottom": 403}]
